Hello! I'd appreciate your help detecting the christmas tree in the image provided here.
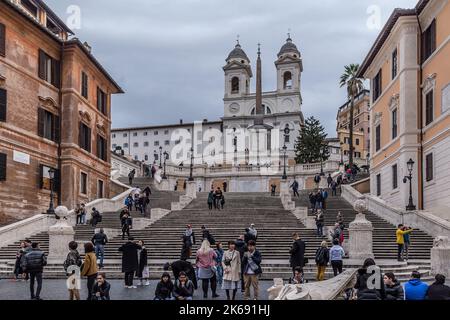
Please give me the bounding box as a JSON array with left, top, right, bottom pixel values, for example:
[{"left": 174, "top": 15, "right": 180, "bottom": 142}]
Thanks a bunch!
[{"left": 294, "top": 116, "right": 330, "bottom": 164}]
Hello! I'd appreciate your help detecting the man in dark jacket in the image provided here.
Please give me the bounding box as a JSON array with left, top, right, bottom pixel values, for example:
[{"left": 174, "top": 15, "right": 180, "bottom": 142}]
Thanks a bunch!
[
  {"left": 235, "top": 235, "right": 247, "bottom": 292},
  {"left": 242, "top": 240, "right": 262, "bottom": 300},
  {"left": 289, "top": 233, "right": 306, "bottom": 275},
  {"left": 164, "top": 260, "right": 198, "bottom": 290},
  {"left": 354, "top": 258, "right": 385, "bottom": 300},
  {"left": 201, "top": 225, "right": 215, "bottom": 245},
  {"left": 118, "top": 237, "right": 142, "bottom": 288},
  {"left": 91, "top": 273, "right": 111, "bottom": 301},
  {"left": 426, "top": 274, "right": 450, "bottom": 300},
  {"left": 383, "top": 272, "right": 404, "bottom": 300},
  {"left": 173, "top": 271, "right": 194, "bottom": 300},
  {"left": 92, "top": 229, "right": 108, "bottom": 269},
  {"left": 22, "top": 242, "right": 47, "bottom": 300}
]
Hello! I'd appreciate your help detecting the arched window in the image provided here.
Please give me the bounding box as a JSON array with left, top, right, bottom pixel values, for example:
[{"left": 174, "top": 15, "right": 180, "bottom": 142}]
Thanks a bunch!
[
  {"left": 251, "top": 105, "right": 272, "bottom": 115},
  {"left": 283, "top": 71, "right": 293, "bottom": 89},
  {"left": 231, "top": 77, "right": 240, "bottom": 93}
]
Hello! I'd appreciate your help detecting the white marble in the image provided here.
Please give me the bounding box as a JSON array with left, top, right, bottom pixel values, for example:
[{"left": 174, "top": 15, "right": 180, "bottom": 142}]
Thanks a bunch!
[
  {"left": 431, "top": 236, "right": 450, "bottom": 278},
  {"left": 47, "top": 207, "right": 75, "bottom": 263}
]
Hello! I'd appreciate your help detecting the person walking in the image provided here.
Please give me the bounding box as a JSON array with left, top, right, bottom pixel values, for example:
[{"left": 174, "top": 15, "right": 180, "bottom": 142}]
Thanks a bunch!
[
  {"left": 118, "top": 237, "right": 142, "bottom": 289},
  {"left": 314, "top": 174, "right": 321, "bottom": 189},
  {"left": 223, "top": 181, "right": 228, "bottom": 193},
  {"left": 327, "top": 174, "right": 333, "bottom": 188},
  {"left": 92, "top": 228, "right": 108, "bottom": 269},
  {"left": 214, "top": 187, "right": 223, "bottom": 211},
  {"left": 354, "top": 258, "right": 385, "bottom": 300},
  {"left": 235, "top": 235, "right": 247, "bottom": 292},
  {"left": 125, "top": 195, "right": 133, "bottom": 212},
  {"left": 63, "top": 241, "right": 82, "bottom": 300},
  {"left": 315, "top": 241, "right": 329, "bottom": 281},
  {"left": 154, "top": 272, "right": 175, "bottom": 300},
  {"left": 270, "top": 183, "right": 277, "bottom": 196},
  {"left": 384, "top": 272, "right": 404, "bottom": 300},
  {"left": 128, "top": 169, "right": 136, "bottom": 185},
  {"left": 329, "top": 239, "right": 345, "bottom": 276},
  {"left": 81, "top": 242, "right": 98, "bottom": 300},
  {"left": 214, "top": 242, "right": 224, "bottom": 288},
  {"left": 90, "top": 207, "right": 102, "bottom": 228},
  {"left": 79, "top": 203, "right": 87, "bottom": 225},
  {"left": 137, "top": 240, "right": 150, "bottom": 286},
  {"left": 426, "top": 274, "right": 450, "bottom": 300},
  {"left": 22, "top": 242, "right": 47, "bottom": 300},
  {"left": 242, "top": 240, "right": 262, "bottom": 300},
  {"left": 201, "top": 225, "right": 216, "bottom": 245},
  {"left": 13, "top": 242, "right": 26, "bottom": 281},
  {"left": 309, "top": 191, "right": 317, "bottom": 213},
  {"left": 207, "top": 190, "right": 214, "bottom": 211},
  {"left": 331, "top": 180, "right": 338, "bottom": 196},
  {"left": 173, "top": 271, "right": 194, "bottom": 301},
  {"left": 91, "top": 273, "right": 111, "bottom": 301},
  {"left": 289, "top": 233, "right": 306, "bottom": 275},
  {"left": 396, "top": 224, "right": 413, "bottom": 262},
  {"left": 321, "top": 188, "right": 329, "bottom": 210},
  {"left": 315, "top": 210, "right": 325, "bottom": 238},
  {"left": 330, "top": 223, "right": 342, "bottom": 245},
  {"left": 75, "top": 204, "right": 82, "bottom": 225},
  {"left": 181, "top": 225, "right": 196, "bottom": 260},
  {"left": 404, "top": 271, "right": 428, "bottom": 300},
  {"left": 290, "top": 180, "right": 300, "bottom": 197},
  {"left": 196, "top": 240, "right": 219, "bottom": 299},
  {"left": 121, "top": 212, "right": 132, "bottom": 240},
  {"left": 249, "top": 224, "right": 258, "bottom": 241},
  {"left": 315, "top": 190, "right": 323, "bottom": 211},
  {"left": 222, "top": 240, "right": 241, "bottom": 300}
]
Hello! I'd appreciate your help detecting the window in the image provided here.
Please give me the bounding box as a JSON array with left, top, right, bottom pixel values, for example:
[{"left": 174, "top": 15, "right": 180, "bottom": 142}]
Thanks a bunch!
[
  {"left": 0, "top": 88, "right": 7, "bottom": 122},
  {"left": 80, "top": 172, "right": 88, "bottom": 195},
  {"left": 112, "top": 134, "right": 116, "bottom": 139},
  {"left": 356, "top": 138, "right": 360, "bottom": 146},
  {"left": 165, "top": 140, "right": 170, "bottom": 146},
  {"left": 422, "top": 20, "right": 436, "bottom": 62},
  {"left": 392, "top": 49, "right": 398, "bottom": 79},
  {"left": 154, "top": 131, "right": 159, "bottom": 136},
  {"left": 38, "top": 49, "right": 60, "bottom": 88},
  {"left": 231, "top": 77, "right": 239, "bottom": 93},
  {"left": 154, "top": 154, "right": 159, "bottom": 161},
  {"left": 97, "top": 135, "right": 107, "bottom": 161},
  {"left": 123, "top": 143, "right": 128, "bottom": 148},
  {"left": 0, "top": 152, "right": 6, "bottom": 181},
  {"left": 133, "top": 142, "right": 139, "bottom": 147},
  {"left": 112, "top": 144, "right": 116, "bottom": 149},
  {"left": 78, "top": 122, "right": 91, "bottom": 152},
  {"left": 21, "top": 0, "right": 38, "bottom": 17},
  {"left": 81, "top": 71, "right": 88, "bottom": 99},
  {"left": 354, "top": 152, "right": 361, "bottom": 158},
  {"left": 376, "top": 174, "right": 381, "bottom": 196},
  {"left": 425, "top": 90, "right": 434, "bottom": 126},
  {"left": 164, "top": 130, "right": 169, "bottom": 135},
  {"left": 154, "top": 141, "right": 159, "bottom": 146},
  {"left": 134, "top": 155, "right": 139, "bottom": 161},
  {"left": 123, "top": 133, "right": 128, "bottom": 138},
  {"left": 143, "top": 132, "right": 148, "bottom": 136},
  {"left": 426, "top": 153, "right": 434, "bottom": 182},
  {"left": 97, "top": 180, "right": 104, "bottom": 199},
  {"left": 392, "top": 164, "right": 398, "bottom": 189},
  {"left": 375, "top": 125, "right": 381, "bottom": 152},
  {"left": 40, "top": 165, "right": 59, "bottom": 191},
  {"left": 285, "top": 135, "right": 290, "bottom": 143},
  {"left": 38, "top": 108, "right": 60, "bottom": 142},
  {"left": 144, "top": 142, "right": 149, "bottom": 147},
  {"left": 392, "top": 108, "right": 398, "bottom": 139},
  {"left": 0, "top": 23, "right": 5, "bottom": 57},
  {"left": 133, "top": 132, "right": 138, "bottom": 137},
  {"left": 283, "top": 71, "right": 293, "bottom": 89},
  {"left": 97, "top": 87, "right": 107, "bottom": 115},
  {"left": 144, "top": 155, "right": 149, "bottom": 161},
  {"left": 373, "top": 69, "right": 382, "bottom": 102}
]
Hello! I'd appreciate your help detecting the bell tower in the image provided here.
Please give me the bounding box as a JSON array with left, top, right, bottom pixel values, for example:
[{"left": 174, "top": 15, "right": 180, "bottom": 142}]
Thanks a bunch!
[
  {"left": 275, "top": 35, "right": 303, "bottom": 94},
  {"left": 223, "top": 39, "right": 252, "bottom": 100}
]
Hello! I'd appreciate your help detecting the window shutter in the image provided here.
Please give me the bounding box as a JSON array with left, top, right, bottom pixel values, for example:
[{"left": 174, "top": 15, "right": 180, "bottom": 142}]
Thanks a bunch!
[
  {"left": 0, "top": 23, "right": 5, "bottom": 57},
  {"left": 0, "top": 153, "right": 6, "bottom": 181},
  {"left": 37, "top": 108, "right": 45, "bottom": 137},
  {"left": 54, "top": 115, "right": 60, "bottom": 143},
  {"left": 87, "top": 127, "right": 91, "bottom": 152},
  {"left": 38, "top": 49, "right": 46, "bottom": 80},
  {"left": 0, "top": 88, "right": 6, "bottom": 122},
  {"left": 54, "top": 168, "right": 60, "bottom": 192},
  {"left": 431, "top": 20, "right": 436, "bottom": 53},
  {"left": 52, "top": 58, "right": 61, "bottom": 88}
]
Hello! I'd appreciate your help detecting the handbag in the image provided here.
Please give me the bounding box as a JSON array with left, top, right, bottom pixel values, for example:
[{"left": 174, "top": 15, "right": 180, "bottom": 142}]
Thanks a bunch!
[{"left": 142, "top": 266, "right": 150, "bottom": 279}]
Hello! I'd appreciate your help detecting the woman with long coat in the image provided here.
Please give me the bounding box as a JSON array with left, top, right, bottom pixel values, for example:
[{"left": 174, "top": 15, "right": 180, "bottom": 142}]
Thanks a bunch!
[
  {"left": 222, "top": 241, "right": 241, "bottom": 300},
  {"left": 136, "top": 240, "right": 149, "bottom": 286},
  {"left": 118, "top": 238, "right": 141, "bottom": 289}
]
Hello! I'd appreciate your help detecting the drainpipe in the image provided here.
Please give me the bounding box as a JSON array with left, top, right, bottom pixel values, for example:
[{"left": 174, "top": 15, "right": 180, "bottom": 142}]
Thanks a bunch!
[
  {"left": 416, "top": 11, "right": 424, "bottom": 210},
  {"left": 57, "top": 41, "right": 64, "bottom": 206}
]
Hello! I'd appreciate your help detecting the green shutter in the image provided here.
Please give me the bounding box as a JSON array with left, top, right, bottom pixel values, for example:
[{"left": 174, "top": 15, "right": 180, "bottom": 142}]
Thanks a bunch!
[
  {"left": 0, "top": 153, "right": 6, "bottom": 181},
  {"left": 0, "top": 88, "right": 6, "bottom": 122}
]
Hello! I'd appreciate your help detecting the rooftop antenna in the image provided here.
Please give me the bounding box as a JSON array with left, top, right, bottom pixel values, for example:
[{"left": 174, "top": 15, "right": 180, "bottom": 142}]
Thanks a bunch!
[
  {"left": 287, "top": 28, "right": 292, "bottom": 40},
  {"left": 236, "top": 34, "right": 240, "bottom": 46}
]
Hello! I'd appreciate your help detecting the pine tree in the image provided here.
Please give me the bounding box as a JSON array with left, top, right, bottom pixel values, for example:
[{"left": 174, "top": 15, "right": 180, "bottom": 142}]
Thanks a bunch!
[{"left": 294, "top": 116, "right": 330, "bottom": 164}]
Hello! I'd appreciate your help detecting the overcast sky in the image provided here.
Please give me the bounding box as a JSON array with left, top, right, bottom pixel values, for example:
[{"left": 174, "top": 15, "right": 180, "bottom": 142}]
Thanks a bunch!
[{"left": 46, "top": 0, "right": 417, "bottom": 136}]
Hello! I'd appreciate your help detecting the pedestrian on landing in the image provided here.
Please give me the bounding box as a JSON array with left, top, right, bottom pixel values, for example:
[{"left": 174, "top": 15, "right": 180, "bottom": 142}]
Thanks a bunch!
[
  {"left": 315, "top": 241, "right": 329, "bottom": 281},
  {"left": 354, "top": 258, "right": 385, "bottom": 300},
  {"left": 289, "top": 233, "right": 306, "bottom": 276},
  {"left": 173, "top": 271, "right": 194, "bottom": 301},
  {"left": 331, "top": 180, "right": 338, "bottom": 196},
  {"left": 81, "top": 242, "right": 98, "bottom": 300},
  {"left": 235, "top": 235, "right": 247, "bottom": 292},
  {"left": 128, "top": 169, "right": 135, "bottom": 185},
  {"left": 383, "top": 272, "right": 404, "bottom": 300},
  {"left": 315, "top": 209, "right": 325, "bottom": 237},
  {"left": 315, "top": 190, "right": 324, "bottom": 211},
  {"left": 14, "top": 242, "right": 26, "bottom": 281},
  {"left": 63, "top": 241, "right": 82, "bottom": 300},
  {"left": 118, "top": 237, "right": 141, "bottom": 289},
  {"left": 290, "top": 179, "right": 300, "bottom": 197},
  {"left": 329, "top": 239, "right": 345, "bottom": 276},
  {"left": 92, "top": 228, "right": 108, "bottom": 269},
  {"left": 22, "top": 242, "right": 47, "bottom": 300},
  {"left": 207, "top": 190, "right": 214, "bottom": 211},
  {"left": 426, "top": 274, "right": 450, "bottom": 300},
  {"left": 136, "top": 240, "right": 150, "bottom": 286},
  {"left": 91, "top": 272, "right": 111, "bottom": 301},
  {"left": 222, "top": 240, "right": 241, "bottom": 300},
  {"left": 214, "top": 242, "right": 224, "bottom": 288},
  {"left": 270, "top": 184, "right": 277, "bottom": 196},
  {"left": 154, "top": 272, "right": 175, "bottom": 300},
  {"left": 242, "top": 240, "right": 262, "bottom": 301},
  {"left": 404, "top": 271, "right": 428, "bottom": 300},
  {"left": 196, "top": 240, "right": 219, "bottom": 299},
  {"left": 327, "top": 174, "right": 333, "bottom": 188},
  {"left": 214, "top": 187, "right": 223, "bottom": 210},
  {"left": 396, "top": 224, "right": 413, "bottom": 262}
]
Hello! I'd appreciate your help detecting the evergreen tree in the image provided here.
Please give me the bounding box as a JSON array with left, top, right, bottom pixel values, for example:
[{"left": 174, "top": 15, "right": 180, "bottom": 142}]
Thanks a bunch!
[{"left": 294, "top": 116, "right": 330, "bottom": 164}]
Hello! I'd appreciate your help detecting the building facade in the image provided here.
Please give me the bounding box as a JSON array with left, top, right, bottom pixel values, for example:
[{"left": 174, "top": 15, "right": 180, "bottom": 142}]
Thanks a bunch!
[
  {"left": 336, "top": 90, "right": 371, "bottom": 160},
  {"left": 357, "top": 0, "right": 450, "bottom": 212},
  {"left": 0, "top": 0, "right": 123, "bottom": 218}
]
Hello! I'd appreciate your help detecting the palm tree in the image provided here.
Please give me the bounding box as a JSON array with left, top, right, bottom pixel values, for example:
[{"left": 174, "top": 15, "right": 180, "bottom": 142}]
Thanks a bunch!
[{"left": 339, "top": 64, "right": 364, "bottom": 168}]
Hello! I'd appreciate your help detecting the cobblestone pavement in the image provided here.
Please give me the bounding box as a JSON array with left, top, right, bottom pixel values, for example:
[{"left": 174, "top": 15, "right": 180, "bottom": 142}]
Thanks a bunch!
[{"left": 0, "top": 278, "right": 272, "bottom": 301}]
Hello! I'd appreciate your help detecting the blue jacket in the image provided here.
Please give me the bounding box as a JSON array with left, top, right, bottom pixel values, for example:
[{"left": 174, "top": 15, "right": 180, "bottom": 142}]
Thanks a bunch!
[{"left": 404, "top": 279, "right": 428, "bottom": 300}]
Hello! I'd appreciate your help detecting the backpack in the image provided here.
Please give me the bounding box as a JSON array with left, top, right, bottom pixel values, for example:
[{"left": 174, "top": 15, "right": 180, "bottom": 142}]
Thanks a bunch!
[{"left": 316, "top": 248, "right": 327, "bottom": 265}]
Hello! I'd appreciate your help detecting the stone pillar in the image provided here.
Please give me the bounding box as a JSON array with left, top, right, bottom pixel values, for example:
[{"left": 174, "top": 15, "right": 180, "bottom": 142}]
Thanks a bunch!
[
  {"left": 431, "top": 236, "right": 450, "bottom": 278},
  {"left": 185, "top": 181, "right": 197, "bottom": 199},
  {"left": 280, "top": 180, "right": 289, "bottom": 196},
  {"left": 348, "top": 200, "right": 374, "bottom": 261},
  {"left": 47, "top": 206, "right": 75, "bottom": 263},
  {"left": 160, "top": 179, "right": 170, "bottom": 191}
]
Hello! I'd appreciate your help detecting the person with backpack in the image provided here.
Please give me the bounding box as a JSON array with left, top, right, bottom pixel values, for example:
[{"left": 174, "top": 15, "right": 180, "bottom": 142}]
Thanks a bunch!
[
  {"left": 121, "top": 212, "right": 132, "bottom": 240},
  {"left": 92, "top": 229, "right": 108, "bottom": 269},
  {"left": 64, "top": 241, "right": 82, "bottom": 300},
  {"left": 22, "top": 242, "right": 47, "bottom": 300},
  {"left": 90, "top": 208, "right": 102, "bottom": 227},
  {"left": 214, "top": 187, "right": 223, "bottom": 211},
  {"left": 330, "top": 223, "right": 342, "bottom": 245},
  {"left": 125, "top": 195, "right": 133, "bottom": 212},
  {"left": 201, "top": 225, "right": 216, "bottom": 245},
  {"left": 290, "top": 180, "right": 300, "bottom": 197},
  {"left": 315, "top": 241, "right": 329, "bottom": 281},
  {"left": 329, "top": 239, "right": 345, "bottom": 276},
  {"left": 81, "top": 242, "right": 98, "bottom": 300}
]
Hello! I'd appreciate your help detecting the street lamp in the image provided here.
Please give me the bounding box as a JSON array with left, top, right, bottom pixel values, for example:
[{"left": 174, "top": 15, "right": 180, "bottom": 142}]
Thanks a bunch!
[
  {"left": 159, "top": 146, "right": 163, "bottom": 168},
  {"left": 320, "top": 148, "right": 325, "bottom": 177},
  {"left": 403, "top": 158, "right": 416, "bottom": 211},
  {"left": 162, "top": 151, "right": 169, "bottom": 180},
  {"left": 153, "top": 150, "right": 157, "bottom": 164},
  {"left": 47, "top": 167, "right": 56, "bottom": 215},
  {"left": 188, "top": 147, "right": 194, "bottom": 181},
  {"left": 282, "top": 145, "right": 288, "bottom": 180}
]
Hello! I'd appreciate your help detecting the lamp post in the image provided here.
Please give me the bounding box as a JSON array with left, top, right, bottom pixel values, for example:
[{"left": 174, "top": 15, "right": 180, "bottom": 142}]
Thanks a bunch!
[
  {"left": 163, "top": 151, "right": 169, "bottom": 180},
  {"left": 320, "top": 148, "right": 325, "bottom": 177},
  {"left": 47, "top": 167, "right": 56, "bottom": 215},
  {"left": 159, "top": 146, "right": 163, "bottom": 168},
  {"left": 188, "top": 147, "right": 194, "bottom": 181},
  {"left": 153, "top": 150, "right": 157, "bottom": 164},
  {"left": 403, "top": 158, "right": 416, "bottom": 211},
  {"left": 282, "top": 145, "right": 287, "bottom": 180}
]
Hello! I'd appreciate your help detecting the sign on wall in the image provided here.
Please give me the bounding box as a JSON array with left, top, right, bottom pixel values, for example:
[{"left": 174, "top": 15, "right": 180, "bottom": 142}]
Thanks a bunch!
[{"left": 13, "top": 150, "right": 30, "bottom": 165}]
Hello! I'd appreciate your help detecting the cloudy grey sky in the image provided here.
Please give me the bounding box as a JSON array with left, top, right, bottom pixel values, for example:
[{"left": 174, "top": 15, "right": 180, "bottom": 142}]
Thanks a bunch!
[{"left": 46, "top": 0, "right": 417, "bottom": 136}]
